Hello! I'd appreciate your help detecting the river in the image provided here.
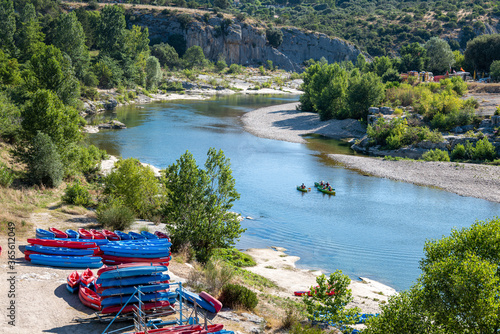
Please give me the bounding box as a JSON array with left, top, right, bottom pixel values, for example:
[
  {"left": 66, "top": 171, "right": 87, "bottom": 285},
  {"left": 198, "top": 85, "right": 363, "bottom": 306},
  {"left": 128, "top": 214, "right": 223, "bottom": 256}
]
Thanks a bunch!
[{"left": 88, "top": 94, "right": 500, "bottom": 290}]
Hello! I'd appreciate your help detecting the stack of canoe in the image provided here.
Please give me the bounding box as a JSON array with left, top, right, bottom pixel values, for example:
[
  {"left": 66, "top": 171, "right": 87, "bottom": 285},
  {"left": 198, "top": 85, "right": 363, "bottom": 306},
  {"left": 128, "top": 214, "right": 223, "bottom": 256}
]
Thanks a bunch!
[
  {"left": 25, "top": 238, "right": 103, "bottom": 268},
  {"left": 74, "top": 263, "right": 174, "bottom": 313},
  {"left": 100, "top": 238, "right": 172, "bottom": 266}
]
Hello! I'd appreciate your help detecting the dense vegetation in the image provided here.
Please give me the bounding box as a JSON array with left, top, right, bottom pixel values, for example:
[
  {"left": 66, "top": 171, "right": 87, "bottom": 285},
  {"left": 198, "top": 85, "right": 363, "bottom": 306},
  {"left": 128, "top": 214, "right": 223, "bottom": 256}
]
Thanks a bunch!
[{"left": 105, "top": 0, "right": 500, "bottom": 57}]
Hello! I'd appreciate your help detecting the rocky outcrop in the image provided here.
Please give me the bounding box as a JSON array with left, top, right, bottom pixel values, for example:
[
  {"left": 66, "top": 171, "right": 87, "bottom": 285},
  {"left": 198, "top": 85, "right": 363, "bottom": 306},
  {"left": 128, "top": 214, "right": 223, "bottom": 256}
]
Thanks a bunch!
[{"left": 130, "top": 13, "right": 362, "bottom": 72}]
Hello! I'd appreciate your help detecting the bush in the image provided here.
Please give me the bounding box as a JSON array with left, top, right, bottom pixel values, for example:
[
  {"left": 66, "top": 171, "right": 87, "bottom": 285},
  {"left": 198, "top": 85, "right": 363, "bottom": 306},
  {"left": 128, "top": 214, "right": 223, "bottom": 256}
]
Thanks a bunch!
[
  {"left": 0, "top": 162, "right": 14, "bottom": 187},
  {"left": 228, "top": 63, "right": 242, "bottom": 74},
  {"left": 96, "top": 197, "right": 135, "bottom": 230},
  {"left": 25, "top": 132, "right": 63, "bottom": 188},
  {"left": 188, "top": 259, "right": 235, "bottom": 295},
  {"left": 473, "top": 138, "right": 497, "bottom": 161},
  {"left": 61, "top": 144, "right": 107, "bottom": 178},
  {"left": 220, "top": 283, "right": 258, "bottom": 310},
  {"left": 215, "top": 59, "right": 227, "bottom": 72},
  {"left": 63, "top": 181, "right": 92, "bottom": 206},
  {"left": 451, "top": 143, "right": 466, "bottom": 160},
  {"left": 266, "top": 28, "right": 283, "bottom": 48},
  {"left": 422, "top": 149, "right": 450, "bottom": 161}
]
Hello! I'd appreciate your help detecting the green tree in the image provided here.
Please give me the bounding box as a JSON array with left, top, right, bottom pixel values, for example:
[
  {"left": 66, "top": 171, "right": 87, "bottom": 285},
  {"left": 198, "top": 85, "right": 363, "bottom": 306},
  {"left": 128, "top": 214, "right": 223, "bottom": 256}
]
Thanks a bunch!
[
  {"left": 425, "top": 37, "right": 455, "bottom": 74},
  {"left": 214, "top": 0, "right": 231, "bottom": 9},
  {"left": 0, "top": 50, "right": 21, "bottom": 86},
  {"left": 23, "top": 44, "right": 80, "bottom": 107},
  {"left": 161, "top": 148, "right": 243, "bottom": 263},
  {"left": 464, "top": 34, "right": 500, "bottom": 72},
  {"left": 347, "top": 71, "right": 384, "bottom": 119},
  {"left": 97, "top": 5, "right": 126, "bottom": 58},
  {"left": 25, "top": 132, "right": 63, "bottom": 188},
  {"left": 0, "top": 0, "right": 16, "bottom": 55},
  {"left": 399, "top": 42, "right": 426, "bottom": 72},
  {"left": 51, "top": 12, "right": 90, "bottom": 80},
  {"left": 103, "top": 158, "right": 165, "bottom": 220},
  {"left": 182, "top": 45, "right": 206, "bottom": 69},
  {"left": 0, "top": 91, "right": 21, "bottom": 141},
  {"left": 151, "top": 43, "right": 180, "bottom": 69},
  {"left": 303, "top": 271, "right": 360, "bottom": 330},
  {"left": 16, "top": 3, "right": 45, "bottom": 62},
  {"left": 370, "top": 56, "right": 393, "bottom": 77},
  {"left": 92, "top": 55, "right": 123, "bottom": 88},
  {"left": 365, "top": 286, "right": 444, "bottom": 334},
  {"left": 453, "top": 50, "right": 465, "bottom": 71},
  {"left": 266, "top": 28, "right": 284, "bottom": 48},
  {"left": 490, "top": 60, "right": 500, "bottom": 81},
  {"left": 21, "top": 89, "right": 82, "bottom": 149},
  {"left": 145, "top": 56, "right": 162, "bottom": 89},
  {"left": 75, "top": 7, "right": 100, "bottom": 50},
  {"left": 420, "top": 218, "right": 500, "bottom": 333}
]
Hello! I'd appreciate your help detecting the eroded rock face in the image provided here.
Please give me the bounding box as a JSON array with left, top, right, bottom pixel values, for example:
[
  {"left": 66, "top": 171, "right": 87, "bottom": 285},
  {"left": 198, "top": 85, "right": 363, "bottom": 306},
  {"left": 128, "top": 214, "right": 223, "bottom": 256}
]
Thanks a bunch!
[{"left": 131, "top": 13, "right": 362, "bottom": 72}]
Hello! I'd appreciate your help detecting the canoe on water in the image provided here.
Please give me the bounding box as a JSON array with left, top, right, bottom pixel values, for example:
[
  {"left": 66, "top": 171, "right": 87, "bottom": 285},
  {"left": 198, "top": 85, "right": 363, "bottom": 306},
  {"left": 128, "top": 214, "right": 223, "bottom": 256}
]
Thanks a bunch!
[
  {"left": 296, "top": 186, "right": 308, "bottom": 192},
  {"left": 318, "top": 187, "right": 336, "bottom": 195}
]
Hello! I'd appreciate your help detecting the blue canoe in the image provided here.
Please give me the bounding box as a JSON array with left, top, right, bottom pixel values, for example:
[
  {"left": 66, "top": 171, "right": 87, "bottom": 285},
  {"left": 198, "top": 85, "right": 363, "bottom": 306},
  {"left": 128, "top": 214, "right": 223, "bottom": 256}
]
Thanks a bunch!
[
  {"left": 128, "top": 231, "right": 146, "bottom": 240},
  {"left": 101, "top": 251, "right": 171, "bottom": 259},
  {"left": 141, "top": 231, "right": 159, "bottom": 239},
  {"left": 178, "top": 289, "right": 217, "bottom": 313},
  {"left": 29, "top": 254, "right": 103, "bottom": 268},
  {"left": 101, "top": 291, "right": 177, "bottom": 308},
  {"left": 101, "top": 283, "right": 171, "bottom": 297},
  {"left": 26, "top": 245, "right": 95, "bottom": 256},
  {"left": 36, "top": 228, "right": 55, "bottom": 239},
  {"left": 98, "top": 273, "right": 170, "bottom": 287},
  {"left": 65, "top": 229, "right": 79, "bottom": 239},
  {"left": 66, "top": 283, "right": 78, "bottom": 294},
  {"left": 96, "top": 265, "right": 169, "bottom": 281},
  {"left": 115, "top": 230, "right": 131, "bottom": 240},
  {"left": 100, "top": 245, "right": 170, "bottom": 252}
]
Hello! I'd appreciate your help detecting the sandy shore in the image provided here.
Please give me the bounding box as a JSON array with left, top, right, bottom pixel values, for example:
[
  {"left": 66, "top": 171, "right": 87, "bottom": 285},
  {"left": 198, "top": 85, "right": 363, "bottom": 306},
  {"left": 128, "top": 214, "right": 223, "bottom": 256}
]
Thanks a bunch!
[
  {"left": 242, "top": 103, "right": 500, "bottom": 203},
  {"left": 244, "top": 248, "right": 395, "bottom": 314}
]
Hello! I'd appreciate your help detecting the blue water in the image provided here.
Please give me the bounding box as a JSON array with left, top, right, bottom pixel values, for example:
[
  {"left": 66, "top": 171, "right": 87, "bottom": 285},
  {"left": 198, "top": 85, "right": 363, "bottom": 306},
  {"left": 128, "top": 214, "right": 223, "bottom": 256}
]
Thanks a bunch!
[{"left": 88, "top": 94, "right": 500, "bottom": 290}]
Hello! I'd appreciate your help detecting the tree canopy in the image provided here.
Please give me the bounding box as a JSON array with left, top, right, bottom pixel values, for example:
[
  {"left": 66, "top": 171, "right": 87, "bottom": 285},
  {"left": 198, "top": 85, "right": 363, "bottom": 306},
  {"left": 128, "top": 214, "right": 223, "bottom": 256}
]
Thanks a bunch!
[
  {"left": 161, "top": 148, "right": 243, "bottom": 263},
  {"left": 425, "top": 37, "right": 455, "bottom": 74},
  {"left": 464, "top": 34, "right": 500, "bottom": 72}
]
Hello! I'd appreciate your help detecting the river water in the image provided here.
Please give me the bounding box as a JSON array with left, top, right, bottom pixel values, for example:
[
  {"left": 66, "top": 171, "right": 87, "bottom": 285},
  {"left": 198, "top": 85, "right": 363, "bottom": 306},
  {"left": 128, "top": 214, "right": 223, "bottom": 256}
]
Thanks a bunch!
[{"left": 88, "top": 94, "right": 500, "bottom": 290}]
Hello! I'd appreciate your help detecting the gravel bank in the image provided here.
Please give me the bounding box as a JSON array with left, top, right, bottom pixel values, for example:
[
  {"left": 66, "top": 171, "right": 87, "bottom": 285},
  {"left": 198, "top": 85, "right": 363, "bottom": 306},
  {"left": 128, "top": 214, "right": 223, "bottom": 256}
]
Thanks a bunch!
[
  {"left": 243, "top": 103, "right": 500, "bottom": 203},
  {"left": 330, "top": 155, "right": 500, "bottom": 203},
  {"left": 241, "top": 102, "right": 365, "bottom": 144}
]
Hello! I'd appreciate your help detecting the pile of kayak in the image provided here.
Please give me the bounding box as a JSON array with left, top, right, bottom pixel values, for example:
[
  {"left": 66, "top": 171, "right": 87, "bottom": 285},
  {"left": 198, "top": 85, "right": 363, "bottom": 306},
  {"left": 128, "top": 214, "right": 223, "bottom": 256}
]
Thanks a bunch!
[{"left": 26, "top": 228, "right": 172, "bottom": 268}]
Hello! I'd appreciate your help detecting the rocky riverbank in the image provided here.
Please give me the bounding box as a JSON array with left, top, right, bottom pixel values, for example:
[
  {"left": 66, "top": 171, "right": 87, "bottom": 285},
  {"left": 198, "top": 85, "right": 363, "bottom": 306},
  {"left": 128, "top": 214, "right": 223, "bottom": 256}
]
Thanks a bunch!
[{"left": 242, "top": 103, "right": 500, "bottom": 203}]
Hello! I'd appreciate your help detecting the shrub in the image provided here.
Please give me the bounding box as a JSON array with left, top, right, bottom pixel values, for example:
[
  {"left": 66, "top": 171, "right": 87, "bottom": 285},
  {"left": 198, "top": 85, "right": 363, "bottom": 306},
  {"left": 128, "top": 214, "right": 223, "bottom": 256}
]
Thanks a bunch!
[
  {"left": 422, "top": 149, "right": 450, "bottom": 161},
  {"left": 473, "top": 138, "right": 497, "bottom": 161},
  {"left": 63, "top": 181, "right": 92, "bottom": 206},
  {"left": 96, "top": 197, "right": 135, "bottom": 230},
  {"left": 266, "top": 28, "right": 283, "bottom": 48},
  {"left": 0, "top": 162, "right": 14, "bottom": 187},
  {"left": 220, "top": 283, "right": 258, "bottom": 310},
  {"left": 451, "top": 143, "right": 466, "bottom": 160},
  {"left": 215, "top": 59, "right": 227, "bottom": 72},
  {"left": 25, "top": 132, "right": 63, "bottom": 188},
  {"left": 188, "top": 259, "right": 235, "bottom": 295},
  {"left": 228, "top": 63, "right": 242, "bottom": 74},
  {"left": 62, "top": 144, "right": 107, "bottom": 178}
]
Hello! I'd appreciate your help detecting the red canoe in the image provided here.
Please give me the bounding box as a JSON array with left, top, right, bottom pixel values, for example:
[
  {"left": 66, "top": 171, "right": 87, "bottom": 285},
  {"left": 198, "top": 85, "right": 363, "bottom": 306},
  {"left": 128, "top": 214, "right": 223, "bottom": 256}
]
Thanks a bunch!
[
  {"left": 154, "top": 231, "right": 171, "bottom": 241},
  {"left": 78, "top": 228, "right": 93, "bottom": 239},
  {"left": 79, "top": 286, "right": 101, "bottom": 310},
  {"left": 90, "top": 229, "right": 106, "bottom": 239},
  {"left": 80, "top": 268, "right": 96, "bottom": 286},
  {"left": 100, "top": 300, "right": 172, "bottom": 314},
  {"left": 102, "top": 229, "right": 121, "bottom": 241},
  {"left": 27, "top": 238, "right": 97, "bottom": 249},
  {"left": 67, "top": 271, "right": 80, "bottom": 288},
  {"left": 101, "top": 254, "right": 171, "bottom": 264},
  {"left": 199, "top": 291, "right": 223, "bottom": 313},
  {"left": 49, "top": 227, "right": 68, "bottom": 238}
]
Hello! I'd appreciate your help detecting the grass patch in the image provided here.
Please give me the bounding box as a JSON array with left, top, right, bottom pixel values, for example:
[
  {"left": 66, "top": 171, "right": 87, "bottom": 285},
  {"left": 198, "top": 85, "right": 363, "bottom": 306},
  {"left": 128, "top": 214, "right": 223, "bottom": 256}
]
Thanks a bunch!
[
  {"left": 233, "top": 267, "right": 278, "bottom": 290},
  {"left": 212, "top": 247, "right": 256, "bottom": 267}
]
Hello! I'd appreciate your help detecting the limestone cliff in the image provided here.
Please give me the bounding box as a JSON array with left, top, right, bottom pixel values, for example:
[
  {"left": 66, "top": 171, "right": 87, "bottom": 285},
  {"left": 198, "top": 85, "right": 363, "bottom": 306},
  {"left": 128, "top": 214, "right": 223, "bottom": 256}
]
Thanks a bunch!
[{"left": 129, "top": 12, "right": 362, "bottom": 72}]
